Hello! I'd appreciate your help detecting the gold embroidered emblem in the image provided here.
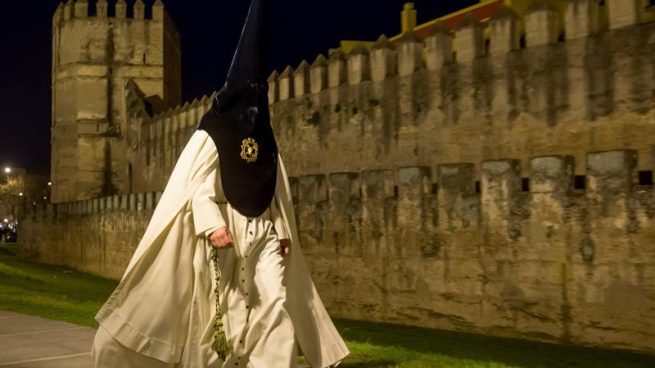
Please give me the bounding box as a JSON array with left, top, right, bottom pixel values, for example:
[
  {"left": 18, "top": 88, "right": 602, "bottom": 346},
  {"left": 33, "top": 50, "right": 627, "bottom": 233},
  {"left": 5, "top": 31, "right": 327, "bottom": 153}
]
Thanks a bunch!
[{"left": 240, "top": 137, "right": 259, "bottom": 163}]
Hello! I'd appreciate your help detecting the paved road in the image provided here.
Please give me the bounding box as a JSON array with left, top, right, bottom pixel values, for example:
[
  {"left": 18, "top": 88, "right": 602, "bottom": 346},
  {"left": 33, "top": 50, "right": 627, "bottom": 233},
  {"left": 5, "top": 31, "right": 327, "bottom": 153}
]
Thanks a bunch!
[{"left": 0, "top": 311, "right": 95, "bottom": 368}]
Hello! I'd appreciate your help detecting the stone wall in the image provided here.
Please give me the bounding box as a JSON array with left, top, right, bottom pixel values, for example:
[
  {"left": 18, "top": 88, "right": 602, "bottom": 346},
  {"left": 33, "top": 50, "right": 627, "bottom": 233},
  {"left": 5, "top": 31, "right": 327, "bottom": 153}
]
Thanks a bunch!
[
  {"left": 124, "top": 92, "right": 214, "bottom": 194},
  {"left": 20, "top": 192, "right": 161, "bottom": 280},
  {"left": 267, "top": 19, "right": 655, "bottom": 180},
  {"left": 50, "top": 0, "right": 181, "bottom": 203},
  {"left": 127, "top": 4, "right": 655, "bottom": 194},
  {"left": 34, "top": 0, "right": 655, "bottom": 355},
  {"left": 21, "top": 148, "right": 655, "bottom": 353}
]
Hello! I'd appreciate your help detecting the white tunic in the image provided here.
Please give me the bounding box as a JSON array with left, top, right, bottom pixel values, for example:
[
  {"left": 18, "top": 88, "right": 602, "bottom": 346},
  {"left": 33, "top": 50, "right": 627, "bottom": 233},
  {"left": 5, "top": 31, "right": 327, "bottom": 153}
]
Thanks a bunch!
[
  {"left": 91, "top": 130, "right": 349, "bottom": 368},
  {"left": 191, "top": 161, "right": 298, "bottom": 367}
]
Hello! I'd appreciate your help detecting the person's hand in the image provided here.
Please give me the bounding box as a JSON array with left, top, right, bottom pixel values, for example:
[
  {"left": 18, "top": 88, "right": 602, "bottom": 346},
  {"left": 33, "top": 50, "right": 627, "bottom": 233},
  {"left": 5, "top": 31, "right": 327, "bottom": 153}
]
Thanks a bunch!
[
  {"left": 209, "top": 226, "right": 234, "bottom": 249},
  {"left": 279, "top": 239, "right": 291, "bottom": 256}
]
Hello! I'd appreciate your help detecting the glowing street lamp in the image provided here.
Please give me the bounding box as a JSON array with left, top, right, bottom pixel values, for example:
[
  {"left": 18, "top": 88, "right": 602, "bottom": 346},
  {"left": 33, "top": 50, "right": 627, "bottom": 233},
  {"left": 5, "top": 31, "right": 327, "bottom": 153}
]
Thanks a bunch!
[{"left": 4, "top": 167, "right": 11, "bottom": 174}]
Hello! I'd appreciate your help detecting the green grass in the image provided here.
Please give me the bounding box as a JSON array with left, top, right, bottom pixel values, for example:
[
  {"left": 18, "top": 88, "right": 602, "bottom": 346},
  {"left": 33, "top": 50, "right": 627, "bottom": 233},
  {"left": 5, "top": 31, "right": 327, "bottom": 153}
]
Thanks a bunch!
[
  {"left": 1, "top": 244, "right": 654, "bottom": 367},
  {"left": 0, "top": 243, "right": 116, "bottom": 327},
  {"left": 332, "top": 319, "right": 655, "bottom": 367}
]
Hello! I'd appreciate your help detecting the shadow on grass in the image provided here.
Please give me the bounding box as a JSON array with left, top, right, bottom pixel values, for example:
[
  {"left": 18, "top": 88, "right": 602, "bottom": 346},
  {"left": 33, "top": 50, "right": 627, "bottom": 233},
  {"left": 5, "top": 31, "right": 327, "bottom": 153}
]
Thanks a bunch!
[{"left": 334, "top": 319, "right": 655, "bottom": 368}]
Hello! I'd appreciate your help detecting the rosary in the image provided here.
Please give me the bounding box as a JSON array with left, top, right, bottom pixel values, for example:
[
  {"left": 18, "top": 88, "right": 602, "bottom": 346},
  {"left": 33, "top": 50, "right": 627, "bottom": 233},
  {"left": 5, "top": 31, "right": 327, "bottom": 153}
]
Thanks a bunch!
[{"left": 211, "top": 247, "right": 231, "bottom": 360}]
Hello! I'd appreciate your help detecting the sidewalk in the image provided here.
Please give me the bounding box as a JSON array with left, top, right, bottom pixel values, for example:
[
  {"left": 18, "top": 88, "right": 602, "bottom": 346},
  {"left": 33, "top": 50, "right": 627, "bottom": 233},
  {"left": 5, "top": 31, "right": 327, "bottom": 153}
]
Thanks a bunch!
[
  {"left": 0, "top": 310, "right": 95, "bottom": 368},
  {"left": 0, "top": 311, "right": 314, "bottom": 368}
]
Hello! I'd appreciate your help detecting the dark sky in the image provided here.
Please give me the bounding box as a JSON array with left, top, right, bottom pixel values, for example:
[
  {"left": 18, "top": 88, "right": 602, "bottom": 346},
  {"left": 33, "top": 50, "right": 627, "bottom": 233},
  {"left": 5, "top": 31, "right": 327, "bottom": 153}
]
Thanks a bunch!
[{"left": 0, "top": 0, "right": 473, "bottom": 176}]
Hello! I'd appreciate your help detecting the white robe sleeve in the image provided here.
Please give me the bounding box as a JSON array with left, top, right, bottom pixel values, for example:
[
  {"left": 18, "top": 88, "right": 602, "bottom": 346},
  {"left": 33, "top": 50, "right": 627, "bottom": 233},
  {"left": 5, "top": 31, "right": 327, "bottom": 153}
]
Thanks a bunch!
[
  {"left": 270, "top": 182, "right": 289, "bottom": 240},
  {"left": 191, "top": 165, "right": 226, "bottom": 237}
]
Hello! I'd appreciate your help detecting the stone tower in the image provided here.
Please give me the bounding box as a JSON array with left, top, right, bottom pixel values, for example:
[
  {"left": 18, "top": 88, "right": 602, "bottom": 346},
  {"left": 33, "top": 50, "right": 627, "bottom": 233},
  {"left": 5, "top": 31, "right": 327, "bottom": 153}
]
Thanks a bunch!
[{"left": 50, "top": 0, "right": 181, "bottom": 203}]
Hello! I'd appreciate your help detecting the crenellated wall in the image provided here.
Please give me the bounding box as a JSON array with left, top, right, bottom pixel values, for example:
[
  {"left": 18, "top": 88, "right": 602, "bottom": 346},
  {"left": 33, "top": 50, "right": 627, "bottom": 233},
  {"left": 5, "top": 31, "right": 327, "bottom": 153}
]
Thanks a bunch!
[
  {"left": 125, "top": 91, "right": 215, "bottom": 193},
  {"left": 21, "top": 148, "right": 655, "bottom": 352},
  {"left": 265, "top": 4, "right": 655, "bottom": 181},
  {"left": 20, "top": 191, "right": 162, "bottom": 280},
  {"left": 123, "top": 2, "right": 655, "bottom": 194},
  {"left": 32, "top": 0, "right": 655, "bottom": 354}
]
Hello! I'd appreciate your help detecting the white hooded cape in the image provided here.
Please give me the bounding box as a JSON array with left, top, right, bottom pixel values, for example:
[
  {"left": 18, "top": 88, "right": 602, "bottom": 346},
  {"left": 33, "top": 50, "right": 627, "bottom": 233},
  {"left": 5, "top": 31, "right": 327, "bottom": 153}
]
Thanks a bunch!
[{"left": 94, "top": 129, "right": 349, "bottom": 367}]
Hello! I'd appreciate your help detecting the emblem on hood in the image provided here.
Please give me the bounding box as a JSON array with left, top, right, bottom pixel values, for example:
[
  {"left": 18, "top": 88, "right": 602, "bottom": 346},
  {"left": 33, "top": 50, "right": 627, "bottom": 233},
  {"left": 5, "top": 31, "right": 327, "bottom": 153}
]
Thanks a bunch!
[{"left": 240, "top": 137, "right": 259, "bottom": 163}]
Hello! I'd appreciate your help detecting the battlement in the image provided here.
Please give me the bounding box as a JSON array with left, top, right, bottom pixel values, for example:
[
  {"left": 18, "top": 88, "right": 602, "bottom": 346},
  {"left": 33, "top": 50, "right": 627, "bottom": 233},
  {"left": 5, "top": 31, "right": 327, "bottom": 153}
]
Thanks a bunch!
[
  {"left": 267, "top": 1, "right": 655, "bottom": 101},
  {"left": 53, "top": 0, "right": 167, "bottom": 24},
  {"left": 262, "top": 2, "right": 655, "bottom": 182},
  {"left": 150, "top": 92, "right": 215, "bottom": 122},
  {"left": 124, "top": 92, "right": 215, "bottom": 194},
  {"left": 33, "top": 191, "right": 161, "bottom": 218}
]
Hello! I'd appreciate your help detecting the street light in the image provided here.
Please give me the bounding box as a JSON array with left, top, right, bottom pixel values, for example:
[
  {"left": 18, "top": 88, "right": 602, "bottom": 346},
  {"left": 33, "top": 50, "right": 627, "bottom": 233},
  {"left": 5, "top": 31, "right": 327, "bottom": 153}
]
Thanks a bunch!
[{"left": 4, "top": 167, "right": 11, "bottom": 174}]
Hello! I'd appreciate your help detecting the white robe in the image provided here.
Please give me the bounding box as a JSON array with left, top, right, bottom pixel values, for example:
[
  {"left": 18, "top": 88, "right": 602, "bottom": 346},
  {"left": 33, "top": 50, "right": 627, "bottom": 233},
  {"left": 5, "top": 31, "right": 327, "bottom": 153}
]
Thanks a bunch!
[{"left": 91, "top": 129, "right": 350, "bottom": 367}]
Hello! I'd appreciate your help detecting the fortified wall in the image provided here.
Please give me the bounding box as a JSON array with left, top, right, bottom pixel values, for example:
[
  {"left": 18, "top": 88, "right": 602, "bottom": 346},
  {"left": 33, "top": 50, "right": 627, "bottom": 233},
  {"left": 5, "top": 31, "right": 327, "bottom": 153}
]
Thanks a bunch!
[
  {"left": 123, "top": 1, "right": 655, "bottom": 192},
  {"left": 266, "top": 2, "right": 655, "bottom": 180},
  {"left": 21, "top": 147, "right": 655, "bottom": 353},
  {"left": 25, "top": 0, "right": 655, "bottom": 355}
]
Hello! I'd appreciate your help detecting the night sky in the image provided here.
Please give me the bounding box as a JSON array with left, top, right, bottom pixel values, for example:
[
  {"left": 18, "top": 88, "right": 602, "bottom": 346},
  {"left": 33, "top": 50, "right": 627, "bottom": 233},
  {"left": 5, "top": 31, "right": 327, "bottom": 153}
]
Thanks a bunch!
[{"left": 0, "top": 0, "right": 473, "bottom": 176}]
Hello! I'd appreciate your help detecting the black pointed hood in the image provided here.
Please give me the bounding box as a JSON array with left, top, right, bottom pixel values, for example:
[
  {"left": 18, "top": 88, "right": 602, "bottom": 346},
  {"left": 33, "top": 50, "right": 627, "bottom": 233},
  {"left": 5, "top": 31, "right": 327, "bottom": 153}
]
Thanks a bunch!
[
  {"left": 196, "top": 0, "right": 277, "bottom": 218},
  {"left": 227, "top": 0, "right": 268, "bottom": 83}
]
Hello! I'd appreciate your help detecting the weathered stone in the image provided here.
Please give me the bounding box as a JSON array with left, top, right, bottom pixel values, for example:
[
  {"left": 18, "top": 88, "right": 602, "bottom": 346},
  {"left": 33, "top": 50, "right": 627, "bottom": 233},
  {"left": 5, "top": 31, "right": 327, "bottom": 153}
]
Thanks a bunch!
[
  {"left": 455, "top": 13, "right": 484, "bottom": 63},
  {"left": 437, "top": 163, "right": 478, "bottom": 230},
  {"left": 489, "top": 5, "right": 520, "bottom": 54},
  {"left": 279, "top": 66, "right": 294, "bottom": 101},
  {"left": 50, "top": 1, "right": 181, "bottom": 203},
  {"left": 35, "top": 1, "right": 655, "bottom": 356}
]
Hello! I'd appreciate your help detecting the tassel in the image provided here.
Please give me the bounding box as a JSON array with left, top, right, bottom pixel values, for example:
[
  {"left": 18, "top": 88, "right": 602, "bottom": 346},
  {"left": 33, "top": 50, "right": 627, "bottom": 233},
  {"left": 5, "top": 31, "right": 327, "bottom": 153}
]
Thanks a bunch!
[
  {"left": 211, "top": 247, "right": 232, "bottom": 360},
  {"left": 212, "top": 328, "right": 231, "bottom": 361}
]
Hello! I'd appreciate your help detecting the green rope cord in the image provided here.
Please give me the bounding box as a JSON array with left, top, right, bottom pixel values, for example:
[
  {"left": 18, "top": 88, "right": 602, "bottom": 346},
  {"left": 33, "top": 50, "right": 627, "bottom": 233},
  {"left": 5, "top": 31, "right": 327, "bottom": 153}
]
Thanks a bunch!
[{"left": 211, "top": 247, "right": 232, "bottom": 360}]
